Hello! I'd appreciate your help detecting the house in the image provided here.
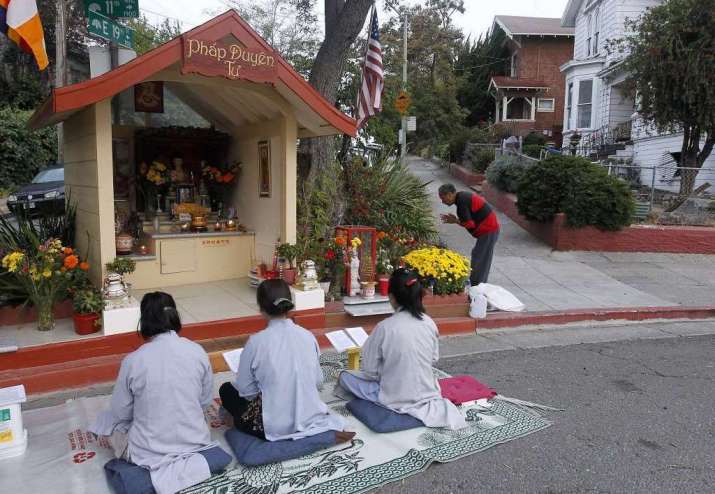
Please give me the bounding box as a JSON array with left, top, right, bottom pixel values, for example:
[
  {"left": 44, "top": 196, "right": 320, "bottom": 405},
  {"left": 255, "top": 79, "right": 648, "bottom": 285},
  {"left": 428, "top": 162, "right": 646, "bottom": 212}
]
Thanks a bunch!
[
  {"left": 488, "top": 15, "right": 575, "bottom": 144},
  {"left": 560, "top": 0, "right": 715, "bottom": 193}
]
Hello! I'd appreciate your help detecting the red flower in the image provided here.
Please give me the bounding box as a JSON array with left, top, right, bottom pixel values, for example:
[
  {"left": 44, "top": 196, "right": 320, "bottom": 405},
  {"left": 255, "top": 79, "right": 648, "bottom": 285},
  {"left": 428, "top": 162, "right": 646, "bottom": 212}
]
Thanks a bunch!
[{"left": 325, "top": 249, "right": 336, "bottom": 260}]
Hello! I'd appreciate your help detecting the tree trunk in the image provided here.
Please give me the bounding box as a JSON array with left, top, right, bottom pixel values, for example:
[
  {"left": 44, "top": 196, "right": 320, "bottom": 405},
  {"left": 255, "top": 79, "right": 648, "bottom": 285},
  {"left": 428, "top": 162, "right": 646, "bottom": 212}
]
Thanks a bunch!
[
  {"left": 677, "top": 125, "right": 701, "bottom": 197},
  {"left": 301, "top": 0, "right": 374, "bottom": 194}
]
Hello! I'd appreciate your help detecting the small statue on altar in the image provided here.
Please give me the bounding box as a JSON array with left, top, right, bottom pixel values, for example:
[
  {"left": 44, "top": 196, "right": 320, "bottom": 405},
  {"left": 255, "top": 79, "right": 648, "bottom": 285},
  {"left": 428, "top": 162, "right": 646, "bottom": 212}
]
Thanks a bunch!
[
  {"left": 170, "top": 155, "right": 188, "bottom": 184},
  {"left": 295, "top": 260, "right": 320, "bottom": 291},
  {"left": 349, "top": 249, "right": 361, "bottom": 297}
]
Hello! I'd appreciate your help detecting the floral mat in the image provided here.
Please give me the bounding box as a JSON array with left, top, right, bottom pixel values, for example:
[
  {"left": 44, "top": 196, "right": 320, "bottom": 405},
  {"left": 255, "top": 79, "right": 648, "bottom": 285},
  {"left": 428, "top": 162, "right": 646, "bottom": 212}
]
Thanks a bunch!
[{"left": 0, "top": 354, "right": 551, "bottom": 494}]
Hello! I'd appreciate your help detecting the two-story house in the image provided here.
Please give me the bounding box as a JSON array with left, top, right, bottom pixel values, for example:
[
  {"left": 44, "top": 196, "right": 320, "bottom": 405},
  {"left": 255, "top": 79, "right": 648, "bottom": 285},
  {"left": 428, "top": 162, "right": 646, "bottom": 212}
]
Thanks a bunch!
[
  {"left": 488, "top": 16, "right": 575, "bottom": 145},
  {"left": 560, "top": 0, "right": 715, "bottom": 192}
]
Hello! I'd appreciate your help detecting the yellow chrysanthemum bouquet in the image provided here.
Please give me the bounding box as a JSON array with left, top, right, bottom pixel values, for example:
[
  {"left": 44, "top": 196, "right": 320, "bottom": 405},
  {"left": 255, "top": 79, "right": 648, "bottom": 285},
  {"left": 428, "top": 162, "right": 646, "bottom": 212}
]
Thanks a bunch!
[{"left": 402, "top": 247, "right": 470, "bottom": 295}]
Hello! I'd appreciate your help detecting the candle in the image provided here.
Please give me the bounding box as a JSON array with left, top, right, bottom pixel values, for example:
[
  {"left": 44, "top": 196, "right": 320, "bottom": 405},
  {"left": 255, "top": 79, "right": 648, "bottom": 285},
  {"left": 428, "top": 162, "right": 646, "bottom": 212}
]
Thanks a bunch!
[{"left": 139, "top": 244, "right": 148, "bottom": 255}]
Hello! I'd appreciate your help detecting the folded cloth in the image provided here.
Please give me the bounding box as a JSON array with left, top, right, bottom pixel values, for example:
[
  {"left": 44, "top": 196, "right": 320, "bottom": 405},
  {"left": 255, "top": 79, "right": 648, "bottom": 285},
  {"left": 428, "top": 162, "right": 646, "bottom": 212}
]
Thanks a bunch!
[
  {"left": 104, "top": 459, "right": 154, "bottom": 494},
  {"left": 438, "top": 375, "right": 496, "bottom": 405},
  {"left": 346, "top": 399, "right": 424, "bottom": 433},
  {"left": 225, "top": 428, "right": 337, "bottom": 466}
]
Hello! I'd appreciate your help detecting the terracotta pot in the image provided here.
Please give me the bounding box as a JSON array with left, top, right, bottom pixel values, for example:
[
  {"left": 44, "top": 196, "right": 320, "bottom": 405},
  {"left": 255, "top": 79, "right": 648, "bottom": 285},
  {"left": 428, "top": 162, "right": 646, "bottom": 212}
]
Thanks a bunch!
[
  {"left": 73, "top": 312, "right": 101, "bottom": 335},
  {"left": 283, "top": 268, "right": 297, "bottom": 285}
]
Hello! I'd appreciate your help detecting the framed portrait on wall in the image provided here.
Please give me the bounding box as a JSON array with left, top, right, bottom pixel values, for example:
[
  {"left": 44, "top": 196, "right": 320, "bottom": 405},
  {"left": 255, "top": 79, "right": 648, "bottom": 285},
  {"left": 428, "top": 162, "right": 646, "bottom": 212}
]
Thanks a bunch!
[
  {"left": 134, "top": 81, "right": 164, "bottom": 113},
  {"left": 258, "top": 140, "right": 271, "bottom": 198}
]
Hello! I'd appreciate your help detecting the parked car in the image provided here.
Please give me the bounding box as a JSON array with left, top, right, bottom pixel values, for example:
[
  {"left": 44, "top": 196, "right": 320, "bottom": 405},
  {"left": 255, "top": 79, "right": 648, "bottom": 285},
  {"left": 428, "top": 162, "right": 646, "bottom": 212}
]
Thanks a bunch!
[{"left": 7, "top": 165, "right": 65, "bottom": 216}]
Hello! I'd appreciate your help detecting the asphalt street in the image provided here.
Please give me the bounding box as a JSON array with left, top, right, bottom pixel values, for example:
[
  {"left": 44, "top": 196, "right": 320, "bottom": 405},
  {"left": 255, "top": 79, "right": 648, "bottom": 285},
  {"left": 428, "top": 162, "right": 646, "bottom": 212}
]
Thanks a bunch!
[{"left": 379, "top": 327, "right": 715, "bottom": 494}]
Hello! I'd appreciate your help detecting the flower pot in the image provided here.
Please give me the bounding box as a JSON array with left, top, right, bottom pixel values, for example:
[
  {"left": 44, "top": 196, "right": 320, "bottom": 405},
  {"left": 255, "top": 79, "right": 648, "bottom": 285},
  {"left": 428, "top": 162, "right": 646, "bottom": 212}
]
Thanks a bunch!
[
  {"left": 283, "top": 268, "right": 297, "bottom": 285},
  {"left": 73, "top": 312, "right": 101, "bottom": 335}
]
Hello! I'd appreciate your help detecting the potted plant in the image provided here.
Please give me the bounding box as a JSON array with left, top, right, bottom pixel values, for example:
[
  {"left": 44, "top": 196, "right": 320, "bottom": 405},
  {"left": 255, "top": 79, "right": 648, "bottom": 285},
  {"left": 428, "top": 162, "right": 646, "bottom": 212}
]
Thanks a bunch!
[
  {"left": 105, "top": 257, "right": 136, "bottom": 277},
  {"left": 276, "top": 243, "right": 299, "bottom": 284},
  {"left": 72, "top": 287, "right": 103, "bottom": 335}
]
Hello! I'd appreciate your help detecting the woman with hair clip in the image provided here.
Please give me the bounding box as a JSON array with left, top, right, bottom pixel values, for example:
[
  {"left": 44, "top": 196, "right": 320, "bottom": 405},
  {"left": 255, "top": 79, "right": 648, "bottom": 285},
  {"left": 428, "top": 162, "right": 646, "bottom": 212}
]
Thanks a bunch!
[
  {"left": 89, "top": 292, "right": 230, "bottom": 494},
  {"left": 338, "top": 268, "right": 467, "bottom": 430},
  {"left": 219, "top": 279, "right": 353, "bottom": 443}
]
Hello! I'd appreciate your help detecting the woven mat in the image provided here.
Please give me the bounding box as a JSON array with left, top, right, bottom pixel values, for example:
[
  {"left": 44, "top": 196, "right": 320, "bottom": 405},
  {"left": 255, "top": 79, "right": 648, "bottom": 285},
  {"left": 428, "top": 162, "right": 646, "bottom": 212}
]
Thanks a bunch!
[{"left": 0, "top": 354, "right": 551, "bottom": 493}]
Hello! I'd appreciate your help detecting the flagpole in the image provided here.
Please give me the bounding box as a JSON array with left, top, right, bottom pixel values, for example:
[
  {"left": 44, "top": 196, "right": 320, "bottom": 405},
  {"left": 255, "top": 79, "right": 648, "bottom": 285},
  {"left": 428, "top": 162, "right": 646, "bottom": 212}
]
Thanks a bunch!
[{"left": 55, "top": 0, "right": 67, "bottom": 162}]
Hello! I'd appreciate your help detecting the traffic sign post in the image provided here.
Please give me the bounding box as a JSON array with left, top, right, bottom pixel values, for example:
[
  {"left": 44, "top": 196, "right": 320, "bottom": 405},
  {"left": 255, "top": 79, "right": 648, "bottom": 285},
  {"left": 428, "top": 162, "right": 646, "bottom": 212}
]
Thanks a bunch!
[
  {"left": 85, "top": 0, "right": 139, "bottom": 18},
  {"left": 87, "top": 9, "right": 134, "bottom": 48}
]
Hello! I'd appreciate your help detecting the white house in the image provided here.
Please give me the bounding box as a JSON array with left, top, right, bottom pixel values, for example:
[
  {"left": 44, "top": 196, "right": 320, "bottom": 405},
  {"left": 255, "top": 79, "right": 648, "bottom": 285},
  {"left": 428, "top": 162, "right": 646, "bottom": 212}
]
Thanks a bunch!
[{"left": 559, "top": 0, "right": 715, "bottom": 193}]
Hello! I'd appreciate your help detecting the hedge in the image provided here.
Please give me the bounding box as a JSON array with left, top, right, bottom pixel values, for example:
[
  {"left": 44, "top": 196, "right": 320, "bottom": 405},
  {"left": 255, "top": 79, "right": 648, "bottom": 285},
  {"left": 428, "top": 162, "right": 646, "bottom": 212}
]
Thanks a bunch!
[
  {"left": 516, "top": 155, "right": 634, "bottom": 231},
  {"left": 485, "top": 154, "right": 529, "bottom": 193},
  {"left": 0, "top": 108, "right": 57, "bottom": 190}
]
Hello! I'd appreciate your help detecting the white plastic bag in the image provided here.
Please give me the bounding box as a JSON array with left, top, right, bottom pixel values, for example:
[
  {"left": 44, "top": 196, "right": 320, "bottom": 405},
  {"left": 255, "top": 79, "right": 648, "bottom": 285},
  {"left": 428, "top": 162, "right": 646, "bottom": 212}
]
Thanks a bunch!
[
  {"left": 475, "top": 283, "right": 525, "bottom": 312},
  {"left": 468, "top": 286, "right": 488, "bottom": 319}
]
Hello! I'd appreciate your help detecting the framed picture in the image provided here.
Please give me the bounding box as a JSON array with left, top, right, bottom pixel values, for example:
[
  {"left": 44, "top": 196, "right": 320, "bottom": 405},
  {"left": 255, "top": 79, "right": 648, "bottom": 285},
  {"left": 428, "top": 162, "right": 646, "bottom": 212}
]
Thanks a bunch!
[
  {"left": 258, "top": 140, "right": 271, "bottom": 198},
  {"left": 134, "top": 81, "right": 164, "bottom": 113}
]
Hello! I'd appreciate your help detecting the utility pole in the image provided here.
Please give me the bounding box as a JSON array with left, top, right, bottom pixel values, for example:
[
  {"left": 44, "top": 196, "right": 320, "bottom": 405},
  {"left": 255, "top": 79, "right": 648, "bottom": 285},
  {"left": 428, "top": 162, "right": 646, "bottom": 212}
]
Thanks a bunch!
[
  {"left": 55, "top": 0, "right": 67, "bottom": 162},
  {"left": 400, "top": 14, "right": 408, "bottom": 163},
  {"left": 110, "top": 42, "right": 120, "bottom": 123}
]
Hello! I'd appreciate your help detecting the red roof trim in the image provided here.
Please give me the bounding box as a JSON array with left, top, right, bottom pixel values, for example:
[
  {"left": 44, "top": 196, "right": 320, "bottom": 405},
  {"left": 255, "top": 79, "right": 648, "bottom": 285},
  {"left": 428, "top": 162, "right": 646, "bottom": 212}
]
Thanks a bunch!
[{"left": 31, "top": 11, "right": 356, "bottom": 136}]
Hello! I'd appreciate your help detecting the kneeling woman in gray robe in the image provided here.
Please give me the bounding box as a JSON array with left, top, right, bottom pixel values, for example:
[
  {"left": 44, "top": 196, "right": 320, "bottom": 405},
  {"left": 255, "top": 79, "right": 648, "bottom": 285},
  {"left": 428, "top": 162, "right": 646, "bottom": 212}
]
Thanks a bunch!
[
  {"left": 339, "top": 269, "right": 467, "bottom": 430},
  {"left": 219, "top": 279, "right": 352, "bottom": 443},
  {"left": 90, "top": 292, "right": 220, "bottom": 494}
]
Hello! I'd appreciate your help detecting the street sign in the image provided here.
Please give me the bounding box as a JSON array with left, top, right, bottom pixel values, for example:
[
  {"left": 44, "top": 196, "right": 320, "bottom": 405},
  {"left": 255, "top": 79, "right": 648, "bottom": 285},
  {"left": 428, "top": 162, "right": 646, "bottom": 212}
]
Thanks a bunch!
[
  {"left": 394, "top": 91, "right": 411, "bottom": 115},
  {"left": 407, "top": 116, "right": 417, "bottom": 132},
  {"left": 85, "top": 0, "right": 139, "bottom": 18},
  {"left": 87, "top": 10, "right": 134, "bottom": 48}
]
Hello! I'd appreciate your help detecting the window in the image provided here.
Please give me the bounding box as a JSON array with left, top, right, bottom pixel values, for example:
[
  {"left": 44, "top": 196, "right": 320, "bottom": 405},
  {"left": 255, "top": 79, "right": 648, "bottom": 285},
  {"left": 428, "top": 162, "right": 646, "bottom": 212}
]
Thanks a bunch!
[
  {"left": 537, "top": 98, "right": 555, "bottom": 112},
  {"left": 586, "top": 14, "right": 592, "bottom": 56},
  {"left": 577, "top": 80, "right": 594, "bottom": 128},
  {"left": 593, "top": 9, "right": 600, "bottom": 55},
  {"left": 566, "top": 83, "right": 574, "bottom": 129},
  {"left": 510, "top": 54, "right": 518, "bottom": 78}
]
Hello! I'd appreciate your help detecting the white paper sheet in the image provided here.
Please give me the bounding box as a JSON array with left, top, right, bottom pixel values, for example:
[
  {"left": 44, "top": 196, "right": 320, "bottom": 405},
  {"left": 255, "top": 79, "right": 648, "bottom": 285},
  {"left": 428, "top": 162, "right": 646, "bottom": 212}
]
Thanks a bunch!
[
  {"left": 325, "top": 330, "right": 358, "bottom": 353},
  {"left": 222, "top": 348, "right": 244, "bottom": 374},
  {"left": 345, "top": 327, "right": 369, "bottom": 347}
]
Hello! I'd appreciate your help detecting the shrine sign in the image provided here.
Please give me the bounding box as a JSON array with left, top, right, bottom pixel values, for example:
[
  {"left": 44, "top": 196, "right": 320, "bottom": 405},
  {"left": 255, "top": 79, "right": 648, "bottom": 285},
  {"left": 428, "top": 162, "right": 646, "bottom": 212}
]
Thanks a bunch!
[{"left": 181, "top": 36, "right": 278, "bottom": 84}]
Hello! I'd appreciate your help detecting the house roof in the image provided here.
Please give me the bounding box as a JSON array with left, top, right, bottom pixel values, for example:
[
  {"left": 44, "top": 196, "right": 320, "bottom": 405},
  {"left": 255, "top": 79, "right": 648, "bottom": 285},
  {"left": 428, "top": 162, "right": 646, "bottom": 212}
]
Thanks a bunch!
[
  {"left": 493, "top": 15, "right": 574, "bottom": 38},
  {"left": 561, "top": 0, "right": 585, "bottom": 27},
  {"left": 489, "top": 76, "right": 550, "bottom": 91},
  {"left": 29, "top": 10, "right": 356, "bottom": 137}
]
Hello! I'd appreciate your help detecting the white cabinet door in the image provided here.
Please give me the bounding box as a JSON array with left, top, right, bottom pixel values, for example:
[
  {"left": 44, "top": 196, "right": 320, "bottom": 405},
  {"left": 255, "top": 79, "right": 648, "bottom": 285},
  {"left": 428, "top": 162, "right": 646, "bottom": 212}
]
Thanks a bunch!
[{"left": 160, "top": 239, "right": 197, "bottom": 274}]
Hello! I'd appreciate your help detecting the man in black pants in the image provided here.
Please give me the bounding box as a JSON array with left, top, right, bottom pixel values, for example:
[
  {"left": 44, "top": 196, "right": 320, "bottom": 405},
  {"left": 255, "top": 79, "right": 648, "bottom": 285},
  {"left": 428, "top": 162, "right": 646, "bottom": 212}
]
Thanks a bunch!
[{"left": 438, "top": 183, "right": 500, "bottom": 285}]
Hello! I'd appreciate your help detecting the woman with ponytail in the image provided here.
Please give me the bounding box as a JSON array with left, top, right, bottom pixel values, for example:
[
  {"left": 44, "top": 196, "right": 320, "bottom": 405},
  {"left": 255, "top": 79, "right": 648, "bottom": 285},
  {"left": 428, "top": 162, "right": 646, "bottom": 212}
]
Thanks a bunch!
[
  {"left": 338, "top": 268, "right": 467, "bottom": 430},
  {"left": 90, "top": 292, "right": 228, "bottom": 494},
  {"left": 219, "top": 279, "right": 351, "bottom": 443}
]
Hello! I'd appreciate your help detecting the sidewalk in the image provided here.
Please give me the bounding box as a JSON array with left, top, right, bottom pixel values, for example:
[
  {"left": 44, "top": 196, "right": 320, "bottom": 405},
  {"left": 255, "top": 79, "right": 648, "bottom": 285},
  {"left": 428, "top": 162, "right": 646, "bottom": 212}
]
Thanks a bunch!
[{"left": 409, "top": 157, "right": 715, "bottom": 310}]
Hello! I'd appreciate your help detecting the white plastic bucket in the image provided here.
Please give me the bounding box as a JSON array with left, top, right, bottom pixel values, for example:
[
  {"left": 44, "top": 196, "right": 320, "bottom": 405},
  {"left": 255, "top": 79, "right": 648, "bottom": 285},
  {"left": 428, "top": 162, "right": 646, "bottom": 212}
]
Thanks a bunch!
[{"left": 0, "top": 385, "right": 27, "bottom": 459}]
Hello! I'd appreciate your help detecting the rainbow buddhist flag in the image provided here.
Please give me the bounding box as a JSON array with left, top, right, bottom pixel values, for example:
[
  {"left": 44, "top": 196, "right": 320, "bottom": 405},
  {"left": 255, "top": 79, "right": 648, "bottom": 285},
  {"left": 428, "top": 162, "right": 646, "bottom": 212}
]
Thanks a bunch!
[{"left": 0, "top": 0, "right": 48, "bottom": 70}]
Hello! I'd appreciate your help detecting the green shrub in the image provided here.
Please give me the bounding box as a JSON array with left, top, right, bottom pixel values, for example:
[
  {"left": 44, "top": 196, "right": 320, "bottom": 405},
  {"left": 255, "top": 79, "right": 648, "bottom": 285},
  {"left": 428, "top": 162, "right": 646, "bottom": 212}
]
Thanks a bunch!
[
  {"left": 0, "top": 108, "right": 57, "bottom": 190},
  {"left": 516, "top": 155, "right": 634, "bottom": 230},
  {"left": 486, "top": 155, "right": 529, "bottom": 193},
  {"left": 522, "top": 144, "right": 544, "bottom": 159},
  {"left": 523, "top": 131, "right": 547, "bottom": 146},
  {"left": 447, "top": 127, "right": 472, "bottom": 163},
  {"left": 465, "top": 147, "right": 494, "bottom": 173}
]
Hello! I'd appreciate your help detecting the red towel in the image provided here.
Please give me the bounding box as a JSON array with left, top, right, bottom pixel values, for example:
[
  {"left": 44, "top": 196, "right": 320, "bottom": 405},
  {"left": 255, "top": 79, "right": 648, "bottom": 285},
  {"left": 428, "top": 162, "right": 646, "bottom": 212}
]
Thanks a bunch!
[{"left": 438, "top": 375, "right": 497, "bottom": 404}]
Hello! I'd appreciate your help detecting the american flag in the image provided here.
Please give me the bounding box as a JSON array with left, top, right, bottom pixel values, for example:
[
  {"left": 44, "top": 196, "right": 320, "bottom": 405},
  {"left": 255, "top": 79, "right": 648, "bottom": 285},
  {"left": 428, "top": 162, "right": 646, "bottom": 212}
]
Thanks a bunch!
[{"left": 356, "top": 8, "right": 384, "bottom": 129}]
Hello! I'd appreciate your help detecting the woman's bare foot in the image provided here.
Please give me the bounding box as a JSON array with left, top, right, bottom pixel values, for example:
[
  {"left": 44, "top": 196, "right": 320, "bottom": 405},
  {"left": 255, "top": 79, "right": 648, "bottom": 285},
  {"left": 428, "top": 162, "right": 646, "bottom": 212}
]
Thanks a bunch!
[{"left": 335, "top": 430, "right": 356, "bottom": 444}]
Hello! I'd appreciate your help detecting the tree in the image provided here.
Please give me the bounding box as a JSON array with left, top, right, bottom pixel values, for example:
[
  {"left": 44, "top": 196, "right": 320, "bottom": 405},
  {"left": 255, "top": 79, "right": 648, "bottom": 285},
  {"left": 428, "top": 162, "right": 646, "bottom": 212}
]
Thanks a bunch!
[
  {"left": 125, "top": 15, "right": 183, "bottom": 55},
  {"left": 217, "top": 0, "right": 321, "bottom": 77},
  {"left": 618, "top": 0, "right": 715, "bottom": 196}
]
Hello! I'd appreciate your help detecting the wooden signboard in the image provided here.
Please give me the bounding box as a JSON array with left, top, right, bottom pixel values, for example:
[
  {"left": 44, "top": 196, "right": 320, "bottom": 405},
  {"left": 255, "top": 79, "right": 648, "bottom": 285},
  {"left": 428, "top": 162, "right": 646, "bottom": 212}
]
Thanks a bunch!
[{"left": 181, "top": 36, "right": 278, "bottom": 84}]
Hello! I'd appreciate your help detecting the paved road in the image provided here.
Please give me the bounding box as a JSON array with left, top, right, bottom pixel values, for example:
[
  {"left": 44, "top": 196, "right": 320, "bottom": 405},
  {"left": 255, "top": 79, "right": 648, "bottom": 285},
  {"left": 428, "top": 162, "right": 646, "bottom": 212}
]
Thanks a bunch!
[
  {"left": 408, "top": 157, "right": 715, "bottom": 309},
  {"left": 379, "top": 323, "right": 715, "bottom": 494}
]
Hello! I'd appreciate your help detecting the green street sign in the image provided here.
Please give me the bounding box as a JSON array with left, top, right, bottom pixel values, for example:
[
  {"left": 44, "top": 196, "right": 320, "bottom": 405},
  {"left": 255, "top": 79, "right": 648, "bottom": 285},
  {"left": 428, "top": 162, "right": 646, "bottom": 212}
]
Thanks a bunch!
[
  {"left": 85, "top": 0, "right": 139, "bottom": 19},
  {"left": 87, "top": 10, "right": 134, "bottom": 48}
]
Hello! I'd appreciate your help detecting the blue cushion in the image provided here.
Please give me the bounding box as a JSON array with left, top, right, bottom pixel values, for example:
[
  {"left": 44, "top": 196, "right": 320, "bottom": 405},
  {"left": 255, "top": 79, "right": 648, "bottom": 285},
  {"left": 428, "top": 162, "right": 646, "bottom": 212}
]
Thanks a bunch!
[
  {"left": 346, "top": 399, "right": 424, "bottom": 433},
  {"left": 198, "top": 446, "right": 233, "bottom": 473},
  {"left": 225, "top": 428, "right": 337, "bottom": 466},
  {"left": 104, "top": 459, "right": 154, "bottom": 494}
]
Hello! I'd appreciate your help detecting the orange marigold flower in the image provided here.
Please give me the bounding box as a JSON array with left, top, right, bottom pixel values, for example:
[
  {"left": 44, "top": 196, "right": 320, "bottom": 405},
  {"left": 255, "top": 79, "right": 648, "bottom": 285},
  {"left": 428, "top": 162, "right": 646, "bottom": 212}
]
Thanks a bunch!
[
  {"left": 63, "top": 247, "right": 73, "bottom": 255},
  {"left": 377, "top": 231, "right": 387, "bottom": 240},
  {"left": 79, "top": 262, "right": 90, "bottom": 271},
  {"left": 63, "top": 255, "right": 79, "bottom": 269},
  {"left": 334, "top": 237, "right": 347, "bottom": 246}
]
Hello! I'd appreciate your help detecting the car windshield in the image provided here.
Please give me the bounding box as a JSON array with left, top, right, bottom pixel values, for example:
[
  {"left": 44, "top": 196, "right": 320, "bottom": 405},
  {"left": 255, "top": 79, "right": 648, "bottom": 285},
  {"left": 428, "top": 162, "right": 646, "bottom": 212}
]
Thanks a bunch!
[{"left": 32, "top": 168, "right": 64, "bottom": 183}]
